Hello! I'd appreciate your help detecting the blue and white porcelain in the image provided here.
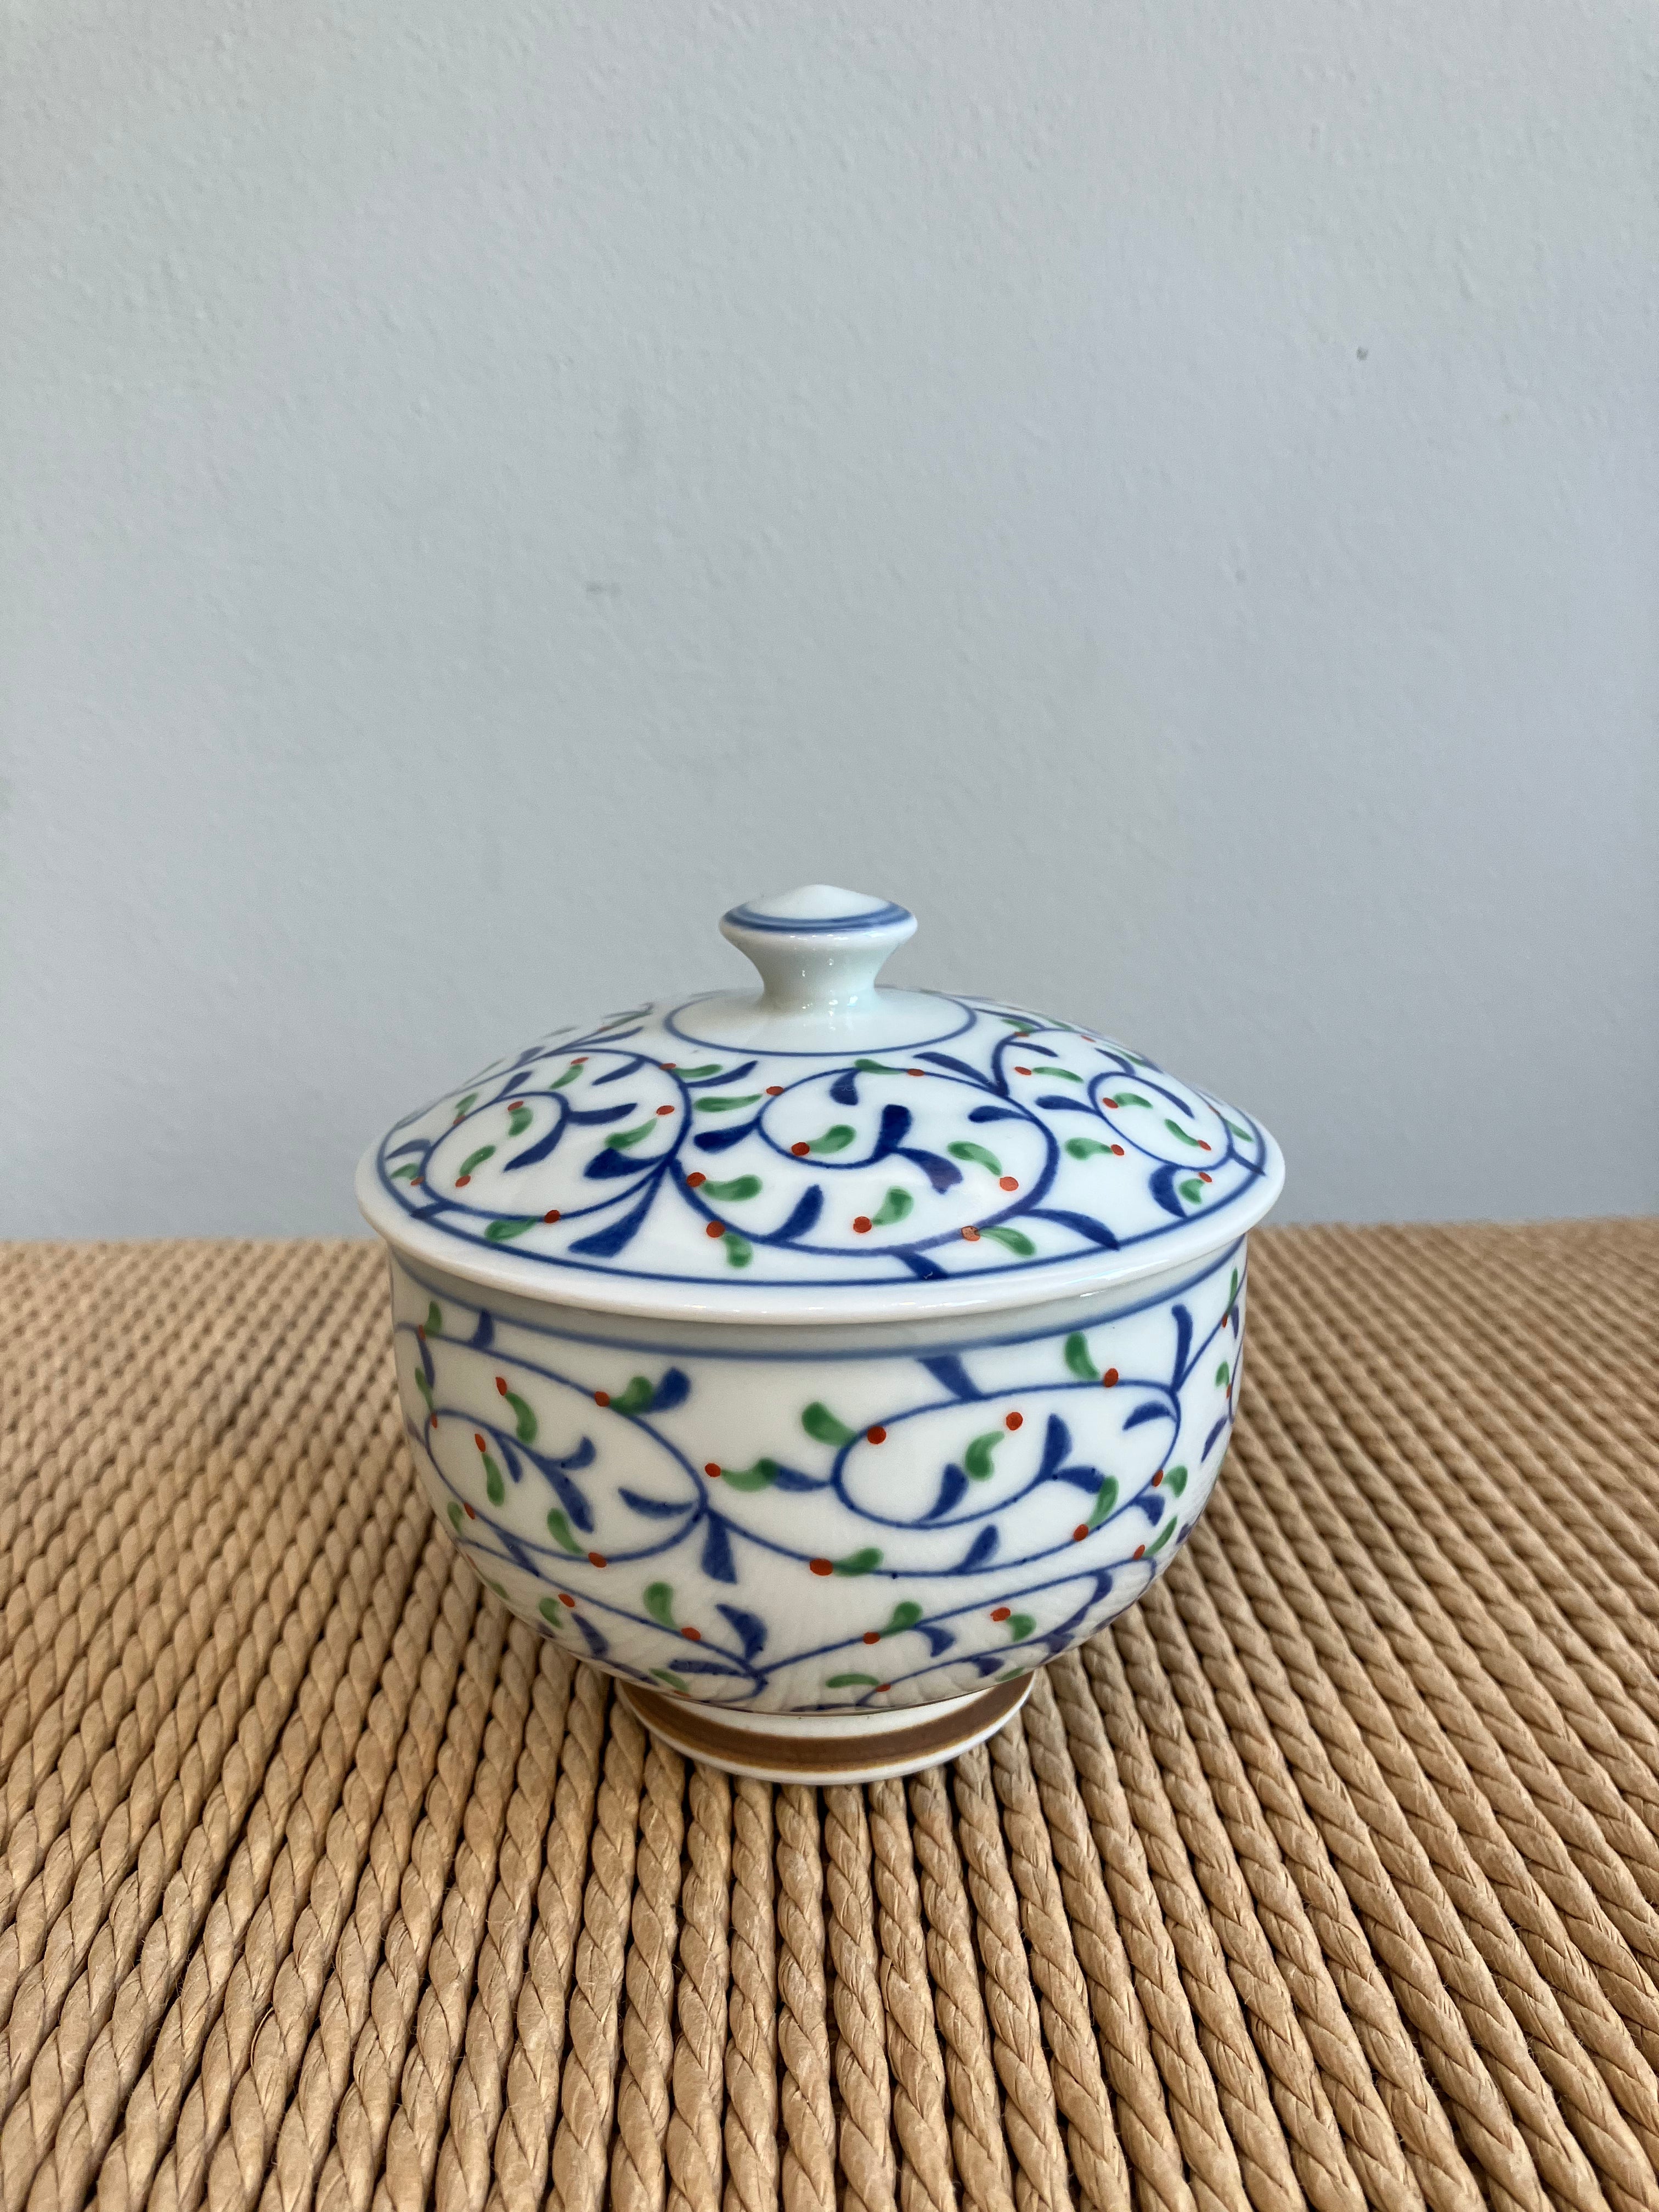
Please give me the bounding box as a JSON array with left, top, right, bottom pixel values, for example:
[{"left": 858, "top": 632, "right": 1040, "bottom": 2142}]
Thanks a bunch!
[{"left": 359, "top": 885, "right": 1284, "bottom": 1780}]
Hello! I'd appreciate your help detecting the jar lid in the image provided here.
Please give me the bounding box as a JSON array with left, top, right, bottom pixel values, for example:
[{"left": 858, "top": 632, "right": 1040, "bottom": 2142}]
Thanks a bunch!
[{"left": 357, "top": 884, "right": 1284, "bottom": 1322}]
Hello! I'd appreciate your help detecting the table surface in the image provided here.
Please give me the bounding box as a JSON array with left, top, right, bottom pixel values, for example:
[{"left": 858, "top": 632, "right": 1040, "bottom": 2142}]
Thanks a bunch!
[{"left": 1, "top": 1221, "right": 1656, "bottom": 2212}]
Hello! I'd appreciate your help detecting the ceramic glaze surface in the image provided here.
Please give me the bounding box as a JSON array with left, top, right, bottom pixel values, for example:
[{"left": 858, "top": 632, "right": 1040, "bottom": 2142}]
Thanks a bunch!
[
  {"left": 387, "top": 1236, "right": 1248, "bottom": 1713},
  {"left": 360, "top": 887, "right": 1282, "bottom": 1321}
]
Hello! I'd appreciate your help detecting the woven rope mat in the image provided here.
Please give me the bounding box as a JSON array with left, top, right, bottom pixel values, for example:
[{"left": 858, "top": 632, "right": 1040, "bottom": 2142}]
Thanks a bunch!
[{"left": 2, "top": 1226, "right": 1657, "bottom": 2212}]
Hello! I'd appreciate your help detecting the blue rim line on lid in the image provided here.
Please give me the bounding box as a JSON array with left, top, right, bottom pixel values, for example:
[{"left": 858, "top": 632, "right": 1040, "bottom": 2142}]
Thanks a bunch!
[
  {"left": 721, "top": 901, "right": 914, "bottom": 935},
  {"left": 364, "top": 990, "right": 1278, "bottom": 1300}
]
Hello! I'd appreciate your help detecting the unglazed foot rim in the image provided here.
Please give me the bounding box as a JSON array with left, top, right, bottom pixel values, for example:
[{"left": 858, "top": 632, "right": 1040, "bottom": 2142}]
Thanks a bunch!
[{"left": 616, "top": 1674, "right": 1035, "bottom": 1784}]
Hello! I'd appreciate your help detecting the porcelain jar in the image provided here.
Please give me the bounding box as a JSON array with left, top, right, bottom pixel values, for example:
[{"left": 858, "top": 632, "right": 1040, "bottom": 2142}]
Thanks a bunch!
[{"left": 358, "top": 886, "right": 1284, "bottom": 1781}]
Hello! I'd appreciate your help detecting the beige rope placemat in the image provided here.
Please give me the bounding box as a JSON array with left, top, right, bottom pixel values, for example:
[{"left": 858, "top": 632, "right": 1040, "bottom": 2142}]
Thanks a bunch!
[{"left": 1, "top": 1221, "right": 1656, "bottom": 2212}]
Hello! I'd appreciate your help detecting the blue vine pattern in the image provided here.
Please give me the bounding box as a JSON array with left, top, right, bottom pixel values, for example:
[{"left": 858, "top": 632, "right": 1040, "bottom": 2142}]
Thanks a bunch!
[
  {"left": 390, "top": 1239, "right": 1249, "bottom": 1711},
  {"left": 373, "top": 995, "right": 1273, "bottom": 1292}
]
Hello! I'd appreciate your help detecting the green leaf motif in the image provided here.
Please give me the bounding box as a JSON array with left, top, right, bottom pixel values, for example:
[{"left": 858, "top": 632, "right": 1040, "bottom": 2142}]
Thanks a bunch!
[
  {"left": 964, "top": 1430, "right": 1007, "bottom": 1481},
  {"left": 549, "top": 1063, "right": 583, "bottom": 1090},
  {"left": 871, "top": 1187, "right": 913, "bottom": 1226},
  {"left": 675, "top": 1063, "right": 723, "bottom": 1079},
  {"left": 1229, "top": 1269, "right": 1240, "bottom": 1303},
  {"left": 415, "top": 1369, "right": 435, "bottom": 1409},
  {"left": 1008, "top": 1612, "right": 1036, "bottom": 1641},
  {"left": 392, "top": 1161, "right": 421, "bottom": 1182},
  {"left": 487, "top": 1579, "right": 509, "bottom": 1600},
  {"left": 1043, "top": 1068, "right": 1083, "bottom": 1083},
  {"left": 723, "top": 1232, "right": 754, "bottom": 1269},
  {"left": 804, "top": 1124, "right": 856, "bottom": 1154},
  {"left": 695, "top": 1093, "right": 762, "bottom": 1114},
  {"left": 482, "top": 1453, "right": 505, "bottom": 1506},
  {"left": 611, "top": 1375, "right": 654, "bottom": 1416},
  {"left": 507, "top": 1105, "right": 533, "bottom": 1137},
  {"left": 503, "top": 1391, "right": 537, "bottom": 1444},
  {"left": 1215, "top": 1362, "right": 1231, "bottom": 1389},
  {"left": 718, "top": 1457, "right": 780, "bottom": 1493},
  {"left": 644, "top": 1581, "right": 676, "bottom": 1630},
  {"left": 1177, "top": 1178, "right": 1205, "bottom": 1205},
  {"left": 1086, "top": 1477, "right": 1120, "bottom": 1531},
  {"left": 447, "top": 1500, "right": 462, "bottom": 1531},
  {"left": 1224, "top": 1118, "right": 1251, "bottom": 1139},
  {"left": 650, "top": 1667, "right": 688, "bottom": 1689},
  {"left": 1064, "top": 1333, "right": 1098, "bottom": 1382},
  {"left": 832, "top": 1548, "right": 883, "bottom": 1577},
  {"left": 1148, "top": 1518, "right": 1177, "bottom": 1555},
  {"left": 982, "top": 1225, "right": 1036, "bottom": 1257},
  {"left": 1164, "top": 1119, "right": 1204, "bottom": 1149},
  {"left": 880, "top": 1601, "right": 923, "bottom": 1638},
  {"left": 458, "top": 1145, "right": 495, "bottom": 1176},
  {"left": 545, "top": 1509, "right": 580, "bottom": 1554},
  {"left": 425, "top": 1302, "right": 444, "bottom": 1335},
  {"left": 485, "top": 1217, "right": 539, "bottom": 1243},
  {"left": 1065, "top": 1138, "right": 1111, "bottom": 1160},
  {"left": 947, "top": 1141, "right": 1003, "bottom": 1175},
  {"left": 606, "top": 1121, "right": 656, "bottom": 1151},
  {"left": 1165, "top": 1464, "right": 1189, "bottom": 1496},
  {"left": 454, "top": 1092, "right": 478, "bottom": 1117},
  {"left": 802, "top": 1402, "right": 857, "bottom": 1448},
  {"left": 1114, "top": 1091, "right": 1152, "bottom": 1108},
  {"left": 827, "top": 1673, "right": 882, "bottom": 1688},
  {"left": 854, "top": 1058, "right": 908, "bottom": 1075},
  {"left": 538, "top": 1596, "right": 563, "bottom": 1625},
  {"left": 702, "top": 1175, "right": 761, "bottom": 1202}
]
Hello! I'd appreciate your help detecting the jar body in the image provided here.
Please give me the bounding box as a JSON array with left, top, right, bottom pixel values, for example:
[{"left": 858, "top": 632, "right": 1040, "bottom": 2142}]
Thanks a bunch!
[{"left": 385, "top": 1232, "right": 1249, "bottom": 1716}]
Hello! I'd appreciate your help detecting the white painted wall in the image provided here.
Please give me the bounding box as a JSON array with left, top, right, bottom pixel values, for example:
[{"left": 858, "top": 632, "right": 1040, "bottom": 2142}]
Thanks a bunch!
[{"left": 3, "top": 0, "right": 1655, "bottom": 1240}]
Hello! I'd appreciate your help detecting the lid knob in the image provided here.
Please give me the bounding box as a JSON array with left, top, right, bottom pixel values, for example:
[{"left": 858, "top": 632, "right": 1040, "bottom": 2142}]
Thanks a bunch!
[{"left": 720, "top": 886, "right": 917, "bottom": 1017}]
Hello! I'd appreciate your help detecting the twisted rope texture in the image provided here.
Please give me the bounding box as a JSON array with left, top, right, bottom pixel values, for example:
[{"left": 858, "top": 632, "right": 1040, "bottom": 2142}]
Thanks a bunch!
[{"left": 0, "top": 1227, "right": 1653, "bottom": 2212}]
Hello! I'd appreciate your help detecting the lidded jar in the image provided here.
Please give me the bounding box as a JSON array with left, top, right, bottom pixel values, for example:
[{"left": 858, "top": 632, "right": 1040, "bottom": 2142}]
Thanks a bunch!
[{"left": 359, "top": 885, "right": 1284, "bottom": 1781}]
